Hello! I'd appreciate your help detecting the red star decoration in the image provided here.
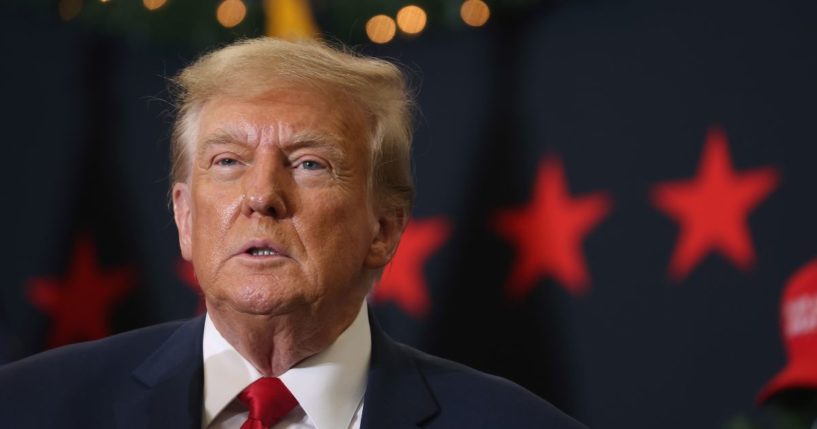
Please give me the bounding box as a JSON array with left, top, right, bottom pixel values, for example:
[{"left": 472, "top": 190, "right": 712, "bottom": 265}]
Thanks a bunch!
[
  {"left": 373, "top": 218, "right": 450, "bottom": 318},
  {"left": 494, "top": 156, "right": 612, "bottom": 299},
  {"left": 177, "top": 259, "right": 205, "bottom": 315},
  {"left": 651, "top": 125, "right": 780, "bottom": 281},
  {"left": 27, "top": 236, "right": 135, "bottom": 348}
]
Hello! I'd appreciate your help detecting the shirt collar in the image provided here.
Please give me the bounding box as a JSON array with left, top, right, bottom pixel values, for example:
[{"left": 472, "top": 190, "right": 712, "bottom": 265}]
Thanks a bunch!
[{"left": 202, "top": 301, "right": 371, "bottom": 429}]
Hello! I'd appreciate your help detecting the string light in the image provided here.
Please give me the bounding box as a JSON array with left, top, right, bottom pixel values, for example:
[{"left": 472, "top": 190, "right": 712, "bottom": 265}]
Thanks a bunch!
[
  {"left": 60, "top": 0, "right": 498, "bottom": 40},
  {"left": 217, "top": 0, "right": 246, "bottom": 28},
  {"left": 366, "top": 14, "right": 396, "bottom": 44},
  {"left": 460, "top": 0, "right": 490, "bottom": 27},
  {"left": 143, "top": 0, "right": 167, "bottom": 11},
  {"left": 58, "top": 0, "right": 82, "bottom": 21},
  {"left": 396, "top": 5, "right": 427, "bottom": 35}
]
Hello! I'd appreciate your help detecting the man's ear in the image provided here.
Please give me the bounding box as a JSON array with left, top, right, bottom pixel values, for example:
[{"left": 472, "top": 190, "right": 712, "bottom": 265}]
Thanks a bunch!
[
  {"left": 172, "top": 182, "right": 193, "bottom": 262},
  {"left": 365, "top": 206, "right": 409, "bottom": 269}
]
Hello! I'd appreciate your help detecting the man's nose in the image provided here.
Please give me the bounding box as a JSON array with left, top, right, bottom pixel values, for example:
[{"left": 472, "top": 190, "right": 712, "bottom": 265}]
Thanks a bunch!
[{"left": 241, "top": 154, "right": 291, "bottom": 219}]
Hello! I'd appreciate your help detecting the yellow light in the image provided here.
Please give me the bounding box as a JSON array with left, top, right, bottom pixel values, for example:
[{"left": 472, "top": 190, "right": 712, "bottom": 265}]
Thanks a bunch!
[
  {"left": 366, "top": 15, "right": 396, "bottom": 44},
  {"left": 263, "top": 0, "right": 319, "bottom": 40},
  {"left": 58, "top": 0, "right": 82, "bottom": 21},
  {"left": 143, "top": 0, "right": 167, "bottom": 11},
  {"left": 460, "top": 0, "right": 490, "bottom": 27},
  {"left": 100, "top": 0, "right": 111, "bottom": 3},
  {"left": 217, "top": 0, "right": 247, "bottom": 28},
  {"left": 396, "top": 5, "right": 427, "bottom": 35}
]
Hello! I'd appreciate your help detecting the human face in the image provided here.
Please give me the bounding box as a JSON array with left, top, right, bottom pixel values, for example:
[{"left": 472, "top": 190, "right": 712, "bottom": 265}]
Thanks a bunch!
[{"left": 172, "top": 88, "right": 396, "bottom": 318}]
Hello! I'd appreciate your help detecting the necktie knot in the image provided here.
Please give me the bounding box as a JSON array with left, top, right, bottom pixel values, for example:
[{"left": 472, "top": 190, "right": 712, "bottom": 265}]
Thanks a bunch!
[{"left": 238, "top": 377, "right": 298, "bottom": 429}]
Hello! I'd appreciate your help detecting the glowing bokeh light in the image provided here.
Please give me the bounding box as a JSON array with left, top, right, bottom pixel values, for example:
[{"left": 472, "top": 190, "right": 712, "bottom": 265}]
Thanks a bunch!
[
  {"left": 366, "top": 15, "right": 396, "bottom": 44},
  {"left": 460, "top": 0, "right": 490, "bottom": 27},
  {"left": 143, "top": 0, "right": 167, "bottom": 11},
  {"left": 396, "top": 5, "right": 427, "bottom": 35},
  {"left": 217, "top": 0, "right": 247, "bottom": 28}
]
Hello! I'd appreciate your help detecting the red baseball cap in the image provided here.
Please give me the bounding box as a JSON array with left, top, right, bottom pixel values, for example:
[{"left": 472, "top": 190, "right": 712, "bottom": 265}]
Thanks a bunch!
[{"left": 757, "top": 258, "right": 817, "bottom": 404}]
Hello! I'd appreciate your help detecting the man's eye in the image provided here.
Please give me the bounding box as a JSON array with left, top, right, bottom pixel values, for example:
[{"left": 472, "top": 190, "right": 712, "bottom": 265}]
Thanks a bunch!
[
  {"left": 215, "top": 157, "right": 239, "bottom": 167},
  {"left": 300, "top": 160, "right": 325, "bottom": 171}
]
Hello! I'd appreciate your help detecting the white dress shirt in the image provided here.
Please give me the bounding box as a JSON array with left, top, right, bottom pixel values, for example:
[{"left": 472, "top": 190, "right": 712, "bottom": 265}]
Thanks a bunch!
[{"left": 202, "top": 301, "right": 371, "bottom": 429}]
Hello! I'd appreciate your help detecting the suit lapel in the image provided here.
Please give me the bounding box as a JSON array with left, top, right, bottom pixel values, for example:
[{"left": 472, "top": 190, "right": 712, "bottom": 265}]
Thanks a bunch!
[
  {"left": 361, "top": 308, "right": 439, "bottom": 429},
  {"left": 113, "top": 309, "right": 437, "bottom": 428},
  {"left": 115, "top": 316, "right": 205, "bottom": 429}
]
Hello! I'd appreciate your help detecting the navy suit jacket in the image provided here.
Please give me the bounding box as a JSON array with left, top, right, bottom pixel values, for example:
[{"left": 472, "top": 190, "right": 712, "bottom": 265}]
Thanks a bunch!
[{"left": 0, "top": 310, "right": 586, "bottom": 428}]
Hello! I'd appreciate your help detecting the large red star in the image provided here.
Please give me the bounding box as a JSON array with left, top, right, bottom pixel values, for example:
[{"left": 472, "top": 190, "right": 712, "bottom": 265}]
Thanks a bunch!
[
  {"left": 373, "top": 217, "right": 450, "bottom": 318},
  {"left": 651, "top": 125, "right": 780, "bottom": 281},
  {"left": 177, "top": 259, "right": 205, "bottom": 315},
  {"left": 27, "top": 236, "right": 135, "bottom": 348},
  {"left": 494, "top": 156, "right": 612, "bottom": 299}
]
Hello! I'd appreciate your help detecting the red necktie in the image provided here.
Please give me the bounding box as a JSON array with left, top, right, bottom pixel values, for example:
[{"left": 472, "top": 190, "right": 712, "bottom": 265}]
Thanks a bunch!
[{"left": 238, "top": 377, "right": 298, "bottom": 429}]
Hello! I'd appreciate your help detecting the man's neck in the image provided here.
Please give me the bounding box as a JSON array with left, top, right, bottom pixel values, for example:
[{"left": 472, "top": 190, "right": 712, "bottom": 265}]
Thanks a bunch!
[{"left": 205, "top": 298, "right": 365, "bottom": 376}]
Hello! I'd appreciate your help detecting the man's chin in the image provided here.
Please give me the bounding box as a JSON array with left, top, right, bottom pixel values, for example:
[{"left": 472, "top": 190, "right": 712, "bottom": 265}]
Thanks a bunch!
[{"left": 206, "top": 289, "right": 307, "bottom": 318}]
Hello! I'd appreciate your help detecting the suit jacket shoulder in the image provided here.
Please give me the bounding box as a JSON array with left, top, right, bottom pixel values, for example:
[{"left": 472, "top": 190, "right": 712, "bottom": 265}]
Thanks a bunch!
[
  {"left": 0, "top": 317, "right": 204, "bottom": 428},
  {"left": 362, "top": 312, "right": 587, "bottom": 429},
  {"left": 408, "top": 343, "right": 584, "bottom": 428}
]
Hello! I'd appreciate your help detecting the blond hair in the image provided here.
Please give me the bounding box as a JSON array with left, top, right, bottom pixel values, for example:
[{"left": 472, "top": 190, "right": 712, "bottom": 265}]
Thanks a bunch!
[{"left": 170, "top": 37, "right": 415, "bottom": 213}]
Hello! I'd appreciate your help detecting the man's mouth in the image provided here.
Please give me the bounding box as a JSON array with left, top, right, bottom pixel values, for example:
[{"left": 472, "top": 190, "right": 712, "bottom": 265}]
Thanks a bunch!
[
  {"left": 246, "top": 247, "right": 279, "bottom": 257},
  {"left": 238, "top": 240, "right": 289, "bottom": 259}
]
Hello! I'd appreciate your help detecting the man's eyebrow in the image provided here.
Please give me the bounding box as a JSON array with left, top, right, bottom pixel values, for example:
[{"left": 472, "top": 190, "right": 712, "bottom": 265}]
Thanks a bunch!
[
  {"left": 197, "top": 128, "right": 348, "bottom": 161},
  {"left": 280, "top": 132, "right": 346, "bottom": 161},
  {"left": 197, "top": 129, "right": 248, "bottom": 157}
]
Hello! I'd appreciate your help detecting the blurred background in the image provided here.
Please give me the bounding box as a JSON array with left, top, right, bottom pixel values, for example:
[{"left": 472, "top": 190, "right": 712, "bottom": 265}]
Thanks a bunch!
[{"left": 3, "top": 0, "right": 817, "bottom": 427}]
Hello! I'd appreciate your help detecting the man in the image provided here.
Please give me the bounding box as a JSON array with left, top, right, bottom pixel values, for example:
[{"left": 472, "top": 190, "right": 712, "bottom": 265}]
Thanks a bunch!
[{"left": 0, "top": 38, "right": 585, "bottom": 429}]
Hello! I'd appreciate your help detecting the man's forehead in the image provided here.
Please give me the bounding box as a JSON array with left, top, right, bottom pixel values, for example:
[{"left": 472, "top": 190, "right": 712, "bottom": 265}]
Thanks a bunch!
[
  {"left": 196, "top": 96, "right": 343, "bottom": 147},
  {"left": 194, "top": 88, "right": 371, "bottom": 154},
  {"left": 201, "top": 121, "right": 336, "bottom": 147}
]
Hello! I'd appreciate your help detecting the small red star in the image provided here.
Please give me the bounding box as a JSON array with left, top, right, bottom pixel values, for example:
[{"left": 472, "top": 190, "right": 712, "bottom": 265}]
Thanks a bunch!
[
  {"left": 494, "top": 156, "right": 612, "bottom": 299},
  {"left": 177, "top": 259, "right": 205, "bottom": 315},
  {"left": 373, "top": 217, "right": 450, "bottom": 318},
  {"left": 651, "top": 125, "right": 780, "bottom": 281},
  {"left": 27, "top": 236, "right": 134, "bottom": 348}
]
